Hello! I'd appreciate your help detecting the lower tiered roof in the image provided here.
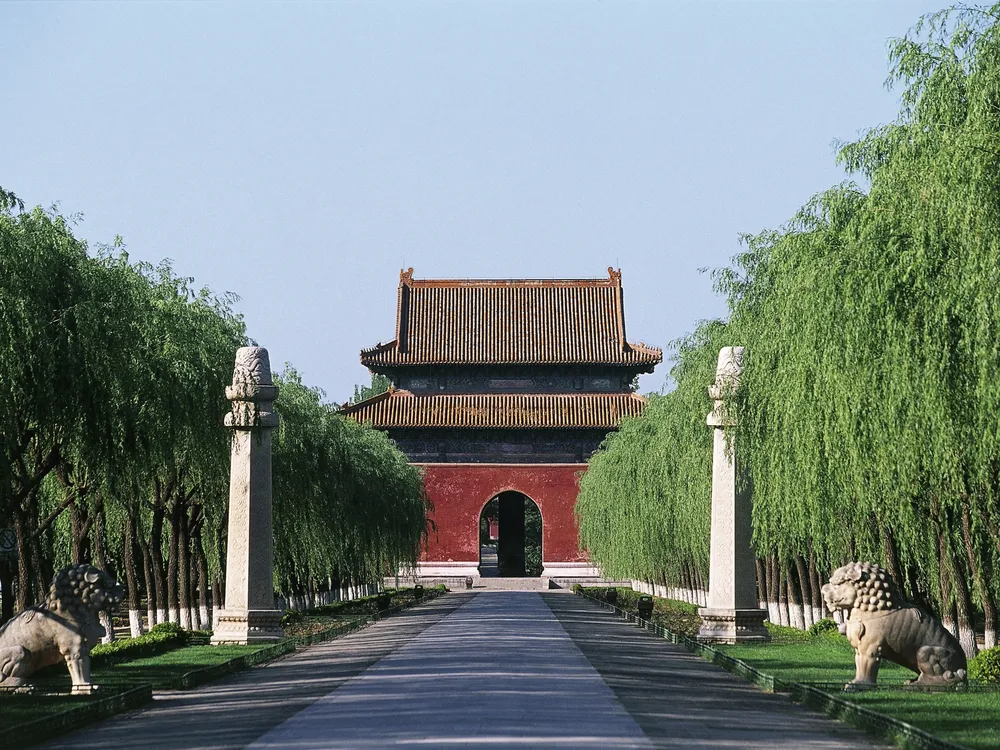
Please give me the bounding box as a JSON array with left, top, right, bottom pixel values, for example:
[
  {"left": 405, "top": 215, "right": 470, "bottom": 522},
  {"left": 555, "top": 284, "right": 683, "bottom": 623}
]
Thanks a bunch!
[{"left": 342, "top": 389, "right": 646, "bottom": 430}]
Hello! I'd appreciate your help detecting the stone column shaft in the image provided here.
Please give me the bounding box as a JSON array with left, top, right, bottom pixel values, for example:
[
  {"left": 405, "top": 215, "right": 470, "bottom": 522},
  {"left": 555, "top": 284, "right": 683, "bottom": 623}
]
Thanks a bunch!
[
  {"left": 211, "top": 346, "right": 284, "bottom": 645},
  {"left": 697, "top": 347, "right": 769, "bottom": 644}
]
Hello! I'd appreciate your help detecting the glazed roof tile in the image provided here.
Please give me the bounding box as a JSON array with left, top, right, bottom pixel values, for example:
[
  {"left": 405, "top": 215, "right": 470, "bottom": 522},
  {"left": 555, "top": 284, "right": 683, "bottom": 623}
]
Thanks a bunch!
[
  {"left": 342, "top": 390, "right": 646, "bottom": 429},
  {"left": 360, "top": 268, "right": 662, "bottom": 368}
]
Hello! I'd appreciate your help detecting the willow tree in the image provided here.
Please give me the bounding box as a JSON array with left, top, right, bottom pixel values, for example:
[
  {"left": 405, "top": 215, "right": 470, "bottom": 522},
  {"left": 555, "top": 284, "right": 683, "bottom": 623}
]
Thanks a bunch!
[
  {"left": 719, "top": 4, "right": 1000, "bottom": 650},
  {"left": 272, "top": 370, "right": 427, "bottom": 607},
  {"left": 0, "top": 208, "right": 147, "bottom": 612},
  {"left": 576, "top": 322, "right": 725, "bottom": 600}
]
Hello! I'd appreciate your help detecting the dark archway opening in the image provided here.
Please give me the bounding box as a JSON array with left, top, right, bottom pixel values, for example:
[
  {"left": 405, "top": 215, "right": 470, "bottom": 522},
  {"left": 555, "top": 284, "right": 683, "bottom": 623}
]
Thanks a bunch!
[{"left": 479, "top": 492, "right": 542, "bottom": 577}]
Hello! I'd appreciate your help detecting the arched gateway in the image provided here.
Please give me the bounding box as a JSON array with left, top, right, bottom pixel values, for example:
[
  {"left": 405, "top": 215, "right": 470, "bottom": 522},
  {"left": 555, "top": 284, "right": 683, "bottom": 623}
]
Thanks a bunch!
[{"left": 343, "top": 268, "right": 660, "bottom": 581}]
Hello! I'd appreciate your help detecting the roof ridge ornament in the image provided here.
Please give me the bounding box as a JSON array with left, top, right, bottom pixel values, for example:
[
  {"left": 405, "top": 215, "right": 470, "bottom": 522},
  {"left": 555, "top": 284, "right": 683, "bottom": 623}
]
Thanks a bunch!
[
  {"left": 400, "top": 267, "right": 414, "bottom": 284},
  {"left": 608, "top": 266, "right": 622, "bottom": 283}
]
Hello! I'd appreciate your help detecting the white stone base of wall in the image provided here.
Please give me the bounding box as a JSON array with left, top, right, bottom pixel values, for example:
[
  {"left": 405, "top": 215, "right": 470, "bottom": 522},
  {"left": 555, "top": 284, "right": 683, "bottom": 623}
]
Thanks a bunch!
[
  {"left": 412, "top": 561, "right": 482, "bottom": 578},
  {"left": 541, "top": 562, "right": 601, "bottom": 578}
]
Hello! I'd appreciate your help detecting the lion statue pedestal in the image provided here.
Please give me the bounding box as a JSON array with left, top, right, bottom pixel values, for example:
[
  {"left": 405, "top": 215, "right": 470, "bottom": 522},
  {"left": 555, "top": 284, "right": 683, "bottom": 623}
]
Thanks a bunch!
[
  {"left": 0, "top": 564, "right": 125, "bottom": 694},
  {"left": 822, "top": 562, "right": 967, "bottom": 691}
]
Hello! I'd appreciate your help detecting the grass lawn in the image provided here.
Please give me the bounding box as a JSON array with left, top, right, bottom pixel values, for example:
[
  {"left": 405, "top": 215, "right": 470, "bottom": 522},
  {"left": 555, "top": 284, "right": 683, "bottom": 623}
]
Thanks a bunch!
[
  {"left": 721, "top": 638, "right": 1000, "bottom": 750},
  {"left": 22, "top": 643, "right": 268, "bottom": 693}
]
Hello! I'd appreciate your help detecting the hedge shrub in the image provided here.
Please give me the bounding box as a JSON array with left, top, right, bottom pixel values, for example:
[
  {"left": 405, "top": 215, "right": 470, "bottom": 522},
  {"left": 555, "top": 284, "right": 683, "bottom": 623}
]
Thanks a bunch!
[
  {"left": 969, "top": 646, "right": 1000, "bottom": 684},
  {"left": 90, "top": 622, "right": 189, "bottom": 667}
]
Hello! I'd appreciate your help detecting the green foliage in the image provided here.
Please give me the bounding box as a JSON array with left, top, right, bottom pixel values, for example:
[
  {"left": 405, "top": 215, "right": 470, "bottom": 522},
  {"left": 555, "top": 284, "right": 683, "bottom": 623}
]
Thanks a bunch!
[
  {"left": 0, "top": 196, "right": 426, "bottom": 622},
  {"left": 576, "top": 5, "right": 1000, "bottom": 644},
  {"left": 970, "top": 647, "right": 1000, "bottom": 684},
  {"left": 272, "top": 370, "right": 428, "bottom": 592},
  {"left": 807, "top": 618, "right": 839, "bottom": 637},
  {"left": 349, "top": 373, "right": 391, "bottom": 405},
  {"left": 576, "top": 321, "right": 726, "bottom": 585},
  {"left": 0, "top": 186, "right": 24, "bottom": 213},
  {"left": 716, "top": 5, "right": 1000, "bottom": 625}
]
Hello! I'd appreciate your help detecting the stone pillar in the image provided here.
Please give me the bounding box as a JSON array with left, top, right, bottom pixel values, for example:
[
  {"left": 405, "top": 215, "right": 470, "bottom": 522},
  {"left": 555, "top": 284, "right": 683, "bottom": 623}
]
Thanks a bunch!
[
  {"left": 697, "top": 347, "right": 770, "bottom": 644},
  {"left": 211, "top": 346, "right": 284, "bottom": 645}
]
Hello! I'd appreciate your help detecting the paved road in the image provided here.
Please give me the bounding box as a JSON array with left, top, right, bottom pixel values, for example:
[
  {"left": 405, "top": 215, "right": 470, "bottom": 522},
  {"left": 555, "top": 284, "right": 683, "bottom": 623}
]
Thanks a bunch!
[{"left": 36, "top": 592, "right": 883, "bottom": 749}]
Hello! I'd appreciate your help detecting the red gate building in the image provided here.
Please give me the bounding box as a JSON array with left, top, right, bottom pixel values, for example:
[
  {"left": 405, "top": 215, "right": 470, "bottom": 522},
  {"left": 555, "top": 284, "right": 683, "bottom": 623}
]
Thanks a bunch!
[{"left": 344, "top": 268, "right": 660, "bottom": 579}]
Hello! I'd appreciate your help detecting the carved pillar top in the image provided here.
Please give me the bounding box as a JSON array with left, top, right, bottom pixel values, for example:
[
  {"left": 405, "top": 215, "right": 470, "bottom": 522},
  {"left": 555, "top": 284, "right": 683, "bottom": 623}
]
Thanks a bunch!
[
  {"left": 707, "top": 346, "right": 743, "bottom": 427},
  {"left": 224, "top": 346, "right": 279, "bottom": 429}
]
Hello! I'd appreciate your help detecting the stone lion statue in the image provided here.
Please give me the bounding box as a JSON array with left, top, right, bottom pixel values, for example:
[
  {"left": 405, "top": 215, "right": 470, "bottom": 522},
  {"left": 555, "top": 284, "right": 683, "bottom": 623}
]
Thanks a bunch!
[
  {"left": 822, "top": 561, "right": 967, "bottom": 690},
  {"left": 0, "top": 564, "right": 124, "bottom": 693}
]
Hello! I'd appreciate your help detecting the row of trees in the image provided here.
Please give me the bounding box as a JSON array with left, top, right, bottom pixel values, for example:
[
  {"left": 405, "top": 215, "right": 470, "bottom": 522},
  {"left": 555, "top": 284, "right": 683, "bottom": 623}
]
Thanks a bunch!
[
  {"left": 1, "top": 203, "right": 428, "bottom": 634},
  {"left": 578, "top": 3, "right": 1000, "bottom": 655}
]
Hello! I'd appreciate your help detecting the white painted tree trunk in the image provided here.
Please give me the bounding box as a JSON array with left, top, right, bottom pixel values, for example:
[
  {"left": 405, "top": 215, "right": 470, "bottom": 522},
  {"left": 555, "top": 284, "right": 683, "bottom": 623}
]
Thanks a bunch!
[
  {"left": 986, "top": 627, "right": 997, "bottom": 649},
  {"left": 766, "top": 601, "right": 779, "bottom": 624},
  {"left": 778, "top": 601, "right": 790, "bottom": 627},
  {"left": 179, "top": 607, "right": 191, "bottom": 630},
  {"left": 129, "top": 610, "right": 145, "bottom": 638},
  {"left": 789, "top": 603, "right": 806, "bottom": 631},
  {"left": 812, "top": 606, "right": 826, "bottom": 624},
  {"left": 802, "top": 603, "right": 814, "bottom": 629},
  {"left": 100, "top": 610, "right": 115, "bottom": 643},
  {"left": 157, "top": 608, "right": 167, "bottom": 625},
  {"left": 200, "top": 604, "right": 210, "bottom": 630},
  {"left": 959, "top": 624, "right": 978, "bottom": 659},
  {"left": 168, "top": 607, "right": 179, "bottom": 624},
  {"left": 146, "top": 606, "right": 155, "bottom": 630}
]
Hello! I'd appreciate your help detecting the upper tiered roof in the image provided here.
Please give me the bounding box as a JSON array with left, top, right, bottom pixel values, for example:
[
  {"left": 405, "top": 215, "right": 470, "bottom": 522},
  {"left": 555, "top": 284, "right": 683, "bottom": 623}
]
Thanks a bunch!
[
  {"left": 342, "top": 389, "right": 646, "bottom": 430},
  {"left": 360, "top": 268, "right": 662, "bottom": 369}
]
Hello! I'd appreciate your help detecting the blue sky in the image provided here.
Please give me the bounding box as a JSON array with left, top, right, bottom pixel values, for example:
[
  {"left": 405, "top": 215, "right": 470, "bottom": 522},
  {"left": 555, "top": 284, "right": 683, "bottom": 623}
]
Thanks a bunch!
[{"left": 2, "top": 1, "right": 944, "bottom": 399}]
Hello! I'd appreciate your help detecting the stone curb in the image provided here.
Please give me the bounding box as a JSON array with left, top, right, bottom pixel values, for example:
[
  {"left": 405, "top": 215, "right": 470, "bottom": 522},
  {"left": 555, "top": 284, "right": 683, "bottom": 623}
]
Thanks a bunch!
[
  {"left": 575, "top": 590, "right": 970, "bottom": 750},
  {"left": 2, "top": 684, "right": 153, "bottom": 750}
]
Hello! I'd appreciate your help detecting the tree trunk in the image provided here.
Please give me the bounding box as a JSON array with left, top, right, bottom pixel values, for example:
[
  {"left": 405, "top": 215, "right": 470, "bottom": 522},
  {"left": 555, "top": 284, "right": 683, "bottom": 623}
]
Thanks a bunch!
[
  {"left": 777, "top": 561, "right": 790, "bottom": 627},
  {"left": 881, "top": 525, "right": 903, "bottom": 592},
  {"left": 213, "top": 569, "right": 224, "bottom": 612},
  {"left": 962, "top": 503, "right": 997, "bottom": 649},
  {"left": 124, "top": 508, "right": 145, "bottom": 637},
  {"left": 90, "top": 494, "right": 115, "bottom": 643},
  {"left": 786, "top": 560, "right": 806, "bottom": 630},
  {"left": 195, "top": 542, "right": 211, "bottom": 631},
  {"left": 766, "top": 554, "right": 779, "bottom": 624},
  {"left": 177, "top": 497, "right": 192, "bottom": 630},
  {"left": 794, "top": 555, "right": 813, "bottom": 629},
  {"left": 933, "top": 502, "right": 976, "bottom": 656},
  {"left": 167, "top": 500, "right": 180, "bottom": 624},
  {"left": 69, "top": 497, "right": 92, "bottom": 566},
  {"left": 141, "top": 534, "right": 156, "bottom": 628},
  {"left": 755, "top": 558, "right": 767, "bottom": 610},
  {"left": 808, "top": 548, "right": 825, "bottom": 623},
  {"left": 12, "top": 507, "right": 33, "bottom": 612},
  {"left": 0, "top": 563, "right": 14, "bottom": 625},
  {"left": 149, "top": 503, "right": 168, "bottom": 624}
]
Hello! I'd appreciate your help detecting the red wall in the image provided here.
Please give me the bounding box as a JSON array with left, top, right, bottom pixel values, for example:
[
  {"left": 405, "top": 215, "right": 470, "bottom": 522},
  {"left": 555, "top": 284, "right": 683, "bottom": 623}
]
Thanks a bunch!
[{"left": 417, "top": 463, "right": 588, "bottom": 564}]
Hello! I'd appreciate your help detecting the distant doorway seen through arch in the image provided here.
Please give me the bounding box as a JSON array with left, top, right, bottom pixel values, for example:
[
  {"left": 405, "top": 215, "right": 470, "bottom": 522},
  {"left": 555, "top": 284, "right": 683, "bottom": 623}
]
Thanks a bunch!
[{"left": 479, "top": 491, "right": 542, "bottom": 577}]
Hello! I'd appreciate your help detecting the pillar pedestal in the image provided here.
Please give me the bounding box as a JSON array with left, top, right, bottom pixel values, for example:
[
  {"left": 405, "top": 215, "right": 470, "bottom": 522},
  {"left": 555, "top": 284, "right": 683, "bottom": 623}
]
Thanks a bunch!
[
  {"left": 211, "top": 347, "right": 284, "bottom": 646},
  {"left": 697, "top": 347, "right": 769, "bottom": 644}
]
